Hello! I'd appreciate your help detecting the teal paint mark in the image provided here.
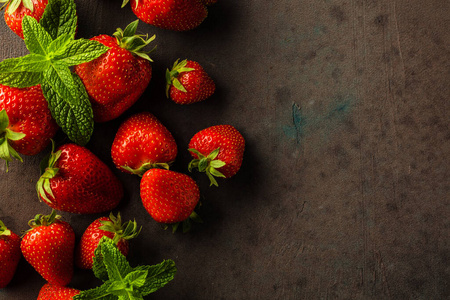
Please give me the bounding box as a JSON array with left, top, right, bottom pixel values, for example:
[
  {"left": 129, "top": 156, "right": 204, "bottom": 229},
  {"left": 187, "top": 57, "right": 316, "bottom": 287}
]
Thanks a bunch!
[{"left": 283, "top": 103, "right": 305, "bottom": 144}]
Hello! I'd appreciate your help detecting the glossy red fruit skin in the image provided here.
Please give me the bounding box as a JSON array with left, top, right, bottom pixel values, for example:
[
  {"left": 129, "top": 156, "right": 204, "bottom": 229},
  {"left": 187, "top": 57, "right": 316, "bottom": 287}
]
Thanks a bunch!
[
  {"left": 75, "top": 217, "right": 129, "bottom": 269},
  {"left": 130, "top": 0, "right": 207, "bottom": 31},
  {"left": 0, "top": 84, "right": 58, "bottom": 156},
  {"left": 74, "top": 35, "right": 152, "bottom": 123},
  {"left": 4, "top": 0, "right": 48, "bottom": 39},
  {"left": 37, "top": 283, "right": 80, "bottom": 300},
  {"left": 189, "top": 125, "right": 245, "bottom": 178},
  {"left": 40, "top": 144, "right": 123, "bottom": 214},
  {"left": 140, "top": 169, "right": 200, "bottom": 223},
  {"left": 169, "top": 60, "right": 215, "bottom": 105},
  {"left": 21, "top": 220, "right": 75, "bottom": 286},
  {"left": 111, "top": 112, "right": 178, "bottom": 174},
  {"left": 0, "top": 229, "right": 21, "bottom": 288}
]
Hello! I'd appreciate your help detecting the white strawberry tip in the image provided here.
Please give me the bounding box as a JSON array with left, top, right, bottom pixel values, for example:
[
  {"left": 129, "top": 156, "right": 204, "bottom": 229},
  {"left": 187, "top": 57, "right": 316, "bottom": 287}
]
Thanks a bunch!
[
  {"left": 0, "top": 109, "right": 26, "bottom": 171},
  {"left": 188, "top": 147, "right": 226, "bottom": 187}
]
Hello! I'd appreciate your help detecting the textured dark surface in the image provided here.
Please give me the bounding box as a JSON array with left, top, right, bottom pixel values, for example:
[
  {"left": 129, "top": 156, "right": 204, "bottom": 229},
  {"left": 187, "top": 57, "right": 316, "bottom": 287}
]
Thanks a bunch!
[{"left": 1, "top": 0, "right": 449, "bottom": 299}]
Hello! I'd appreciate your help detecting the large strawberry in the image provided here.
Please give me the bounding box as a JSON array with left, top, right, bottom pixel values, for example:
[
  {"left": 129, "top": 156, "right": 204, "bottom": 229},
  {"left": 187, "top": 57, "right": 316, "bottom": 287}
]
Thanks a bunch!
[
  {"left": 75, "top": 212, "right": 140, "bottom": 269},
  {"left": 188, "top": 125, "right": 245, "bottom": 186},
  {"left": 1, "top": 0, "right": 48, "bottom": 39},
  {"left": 111, "top": 112, "right": 178, "bottom": 176},
  {"left": 166, "top": 59, "right": 215, "bottom": 104},
  {"left": 37, "top": 283, "right": 80, "bottom": 300},
  {"left": 0, "top": 84, "right": 58, "bottom": 170},
  {"left": 74, "top": 20, "right": 154, "bottom": 123},
  {"left": 36, "top": 143, "right": 123, "bottom": 214},
  {"left": 140, "top": 169, "right": 201, "bottom": 232},
  {"left": 21, "top": 210, "right": 75, "bottom": 286},
  {"left": 122, "top": 0, "right": 208, "bottom": 32},
  {"left": 0, "top": 220, "right": 21, "bottom": 288}
]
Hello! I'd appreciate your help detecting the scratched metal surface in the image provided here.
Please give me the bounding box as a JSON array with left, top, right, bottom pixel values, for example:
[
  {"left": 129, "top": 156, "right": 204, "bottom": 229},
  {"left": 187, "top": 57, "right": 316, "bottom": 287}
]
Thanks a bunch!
[{"left": 0, "top": 0, "right": 449, "bottom": 299}]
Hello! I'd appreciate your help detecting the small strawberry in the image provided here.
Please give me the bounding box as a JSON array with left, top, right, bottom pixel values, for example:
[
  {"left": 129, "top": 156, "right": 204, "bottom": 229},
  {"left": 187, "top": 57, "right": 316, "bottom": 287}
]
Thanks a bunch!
[
  {"left": 0, "top": 84, "right": 58, "bottom": 170},
  {"left": 37, "top": 283, "right": 80, "bottom": 300},
  {"left": 0, "top": 220, "right": 21, "bottom": 288},
  {"left": 140, "top": 169, "right": 201, "bottom": 232},
  {"left": 123, "top": 0, "right": 208, "bottom": 32},
  {"left": 36, "top": 142, "right": 124, "bottom": 214},
  {"left": 1, "top": 0, "right": 48, "bottom": 39},
  {"left": 21, "top": 210, "right": 75, "bottom": 286},
  {"left": 111, "top": 112, "right": 178, "bottom": 176},
  {"left": 188, "top": 125, "right": 245, "bottom": 186},
  {"left": 75, "top": 212, "right": 140, "bottom": 269},
  {"left": 74, "top": 20, "right": 155, "bottom": 122},
  {"left": 166, "top": 59, "right": 215, "bottom": 105}
]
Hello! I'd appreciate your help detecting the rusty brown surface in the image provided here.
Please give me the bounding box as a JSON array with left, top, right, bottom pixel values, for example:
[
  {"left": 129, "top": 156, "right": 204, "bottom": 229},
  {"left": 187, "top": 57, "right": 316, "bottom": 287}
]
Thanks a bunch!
[{"left": 0, "top": 0, "right": 449, "bottom": 299}]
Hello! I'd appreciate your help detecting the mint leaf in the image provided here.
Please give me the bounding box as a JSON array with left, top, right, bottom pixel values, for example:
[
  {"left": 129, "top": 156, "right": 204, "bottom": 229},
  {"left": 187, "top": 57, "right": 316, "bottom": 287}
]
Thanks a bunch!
[
  {"left": 22, "top": 16, "right": 52, "bottom": 55},
  {"left": 0, "top": 58, "right": 44, "bottom": 88},
  {"left": 73, "top": 282, "right": 118, "bottom": 300},
  {"left": 134, "top": 260, "right": 177, "bottom": 296},
  {"left": 47, "top": 33, "right": 72, "bottom": 55},
  {"left": 55, "top": 39, "right": 109, "bottom": 66},
  {"left": 42, "top": 65, "right": 93, "bottom": 145},
  {"left": 102, "top": 239, "right": 132, "bottom": 281},
  {"left": 39, "top": 0, "right": 77, "bottom": 40}
]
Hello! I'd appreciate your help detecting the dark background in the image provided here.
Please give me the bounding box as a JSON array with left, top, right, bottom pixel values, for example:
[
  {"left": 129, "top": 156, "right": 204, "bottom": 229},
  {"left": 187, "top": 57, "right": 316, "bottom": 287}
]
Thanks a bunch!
[{"left": 1, "top": 0, "right": 449, "bottom": 299}]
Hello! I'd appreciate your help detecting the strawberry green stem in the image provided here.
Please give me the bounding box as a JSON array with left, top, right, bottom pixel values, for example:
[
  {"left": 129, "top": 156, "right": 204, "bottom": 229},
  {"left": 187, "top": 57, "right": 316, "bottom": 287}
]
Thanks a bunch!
[
  {"left": 36, "top": 140, "right": 61, "bottom": 204},
  {"left": 0, "top": 219, "right": 11, "bottom": 236},
  {"left": 0, "top": 0, "right": 34, "bottom": 14},
  {"left": 121, "top": 161, "right": 171, "bottom": 177},
  {"left": 25, "top": 210, "right": 61, "bottom": 234},
  {"left": 188, "top": 147, "right": 226, "bottom": 187},
  {"left": 0, "top": 109, "right": 26, "bottom": 171},
  {"left": 165, "top": 59, "right": 195, "bottom": 98},
  {"left": 98, "top": 212, "right": 141, "bottom": 244},
  {"left": 113, "top": 20, "right": 156, "bottom": 61}
]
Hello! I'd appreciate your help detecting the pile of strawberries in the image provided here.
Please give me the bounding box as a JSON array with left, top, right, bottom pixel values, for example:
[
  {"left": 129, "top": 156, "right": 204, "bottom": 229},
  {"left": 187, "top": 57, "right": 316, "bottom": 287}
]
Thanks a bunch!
[{"left": 0, "top": 0, "right": 245, "bottom": 298}]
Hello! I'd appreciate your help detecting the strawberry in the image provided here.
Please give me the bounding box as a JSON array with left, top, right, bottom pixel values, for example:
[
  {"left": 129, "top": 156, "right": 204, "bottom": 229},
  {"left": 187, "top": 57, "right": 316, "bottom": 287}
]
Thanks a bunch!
[
  {"left": 36, "top": 142, "right": 123, "bottom": 214},
  {"left": 123, "top": 0, "right": 208, "bottom": 32},
  {"left": 0, "top": 220, "right": 21, "bottom": 288},
  {"left": 74, "top": 20, "right": 155, "bottom": 122},
  {"left": 1, "top": 0, "right": 48, "bottom": 39},
  {"left": 37, "top": 283, "right": 80, "bottom": 300},
  {"left": 21, "top": 210, "right": 75, "bottom": 286},
  {"left": 166, "top": 59, "right": 215, "bottom": 105},
  {"left": 188, "top": 125, "right": 245, "bottom": 186},
  {"left": 111, "top": 112, "right": 178, "bottom": 176},
  {"left": 0, "top": 84, "right": 58, "bottom": 170},
  {"left": 140, "top": 169, "right": 201, "bottom": 232},
  {"left": 75, "top": 212, "right": 140, "bottom": 269}
]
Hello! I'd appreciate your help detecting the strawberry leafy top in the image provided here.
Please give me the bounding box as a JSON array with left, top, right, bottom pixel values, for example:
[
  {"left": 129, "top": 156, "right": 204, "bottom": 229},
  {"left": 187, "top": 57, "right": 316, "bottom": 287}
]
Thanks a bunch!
[
  {"left": 113, "top": 20, "right": 156, "bottom": 62},
  {"left": 0, "top": 0, "right": 34, "bottom": 14},
  {"left": 0, "top": 109, "right": 26, "bottom": 171},
  {"left": 74, "top": 237, "right": 176, "bottom": 300},
  {"left": 0, "top": 0, "right": 109, "bottom": 145}
]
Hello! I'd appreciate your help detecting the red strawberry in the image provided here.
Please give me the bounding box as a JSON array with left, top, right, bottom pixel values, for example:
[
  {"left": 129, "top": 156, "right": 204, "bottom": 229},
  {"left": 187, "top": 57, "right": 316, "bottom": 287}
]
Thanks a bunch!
[
  {"left": 140, "top": 169, "right": 201, "bottom": 232},
  {"left": 74, "top": 20, "right": 155, "bottom": 122},
  {"left": 2, "top": 0, "right": 48, "bottom": 39},
  {"left": 0, "top": 84, "right": 58, "bottom": 170},
  {"left": 21, "top": 211, "right": 75, "bottom": 286},
  {"left": 75, "top": 212, "right": 140, "bottom": 269},
  {"left": 111, "top": 112, "right": 178, "bottom": 176},
  {"left": 0, "top": 220, "right": 21, "bottom": 288},
  {"left": 188, "top": 125, "right": 245, "bottom": 186},
  {"left": 36, "top": 143, "right": 123, "bottom": 214},
  {"left": 166, "top": 59, "right": 215, "bottom": 105},
  {"left": 123, "top": 0, "right": 208, "bottom": 32},
  {"left": 37, "top": 283, "right": 80, "bottom": 300}
]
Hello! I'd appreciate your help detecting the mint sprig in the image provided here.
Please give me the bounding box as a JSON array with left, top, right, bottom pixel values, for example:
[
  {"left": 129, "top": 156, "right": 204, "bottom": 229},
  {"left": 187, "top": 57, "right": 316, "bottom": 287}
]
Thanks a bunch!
[
  {"left": 76, "top": 237, "right": 176, "bottom": 300},
  {"left": 0, "top": 0, "right": 109, "bottom": 145}
]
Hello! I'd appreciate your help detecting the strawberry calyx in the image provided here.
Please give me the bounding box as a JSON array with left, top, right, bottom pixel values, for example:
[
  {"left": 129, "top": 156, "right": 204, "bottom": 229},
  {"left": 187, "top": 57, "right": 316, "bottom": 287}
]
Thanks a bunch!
[
  {"left": 0, "top": 109, "right": 26, "bottom": 171},
  {"left": 98, "top": 212, "right": 141, "bottom": 244},
  {"left": 26, "top": 210, "right": 61, "bottom": 233},
  {"left": 0, "top": 220, "right": 12, "bottom": 236},
  {"left": 188, "top": 147, "right": 226, "bottom": 187},
  {"left": 165, "top": 59, "right": 195, "bottom": 98},
  {"left": 113, "top": 19, "right": 156, "bottom": 62},
  {"left": 36, "top": 140, "right": 61, "bottom": 205},
  {"left": 163, "top": 211, "right": 203, "bottom": 234},
  {"left": 121, "top": 161, "right": 171, "bottom": 177},
  {"left": 0, "top": 0, "right": 34, "bottom": 14}
]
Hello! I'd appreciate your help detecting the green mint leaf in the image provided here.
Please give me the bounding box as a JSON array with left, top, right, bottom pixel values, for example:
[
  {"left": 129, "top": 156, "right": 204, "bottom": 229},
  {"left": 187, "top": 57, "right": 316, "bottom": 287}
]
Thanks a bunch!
[
  {"left": 47, "top": 33, "right": 72, "bottom": 55},
  {"left": 42, "top": 64, "right": 93, "bottom": 145},
  {"left": 133, "top": 260, "right": 177, "bottom": 296},
  {"left": 39, "top": 0, "right": 77, "bottom": 40},
  {"left": 0, "top": 55, "right": 49, "bottom": 73},
  {"left": 124, "top": 270, "right": 148, "bottom": 288},
  {"left": 73, "top": 281, "right": 118, "bottom": 300},
  {"left": 22, "top": 16, "right": 52, "bottom": 56},
  {"left": 101, "top": 237, "right": 132, "bottom": 281},
  {"left": 0, "top": 57, "right": 44, "bottom": 87},
  {"left": 55, "top": 39, "right": 109, "bottom": 66},
  {"left": 93, "top": 236, "right": 113, "bottom": 281}
]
